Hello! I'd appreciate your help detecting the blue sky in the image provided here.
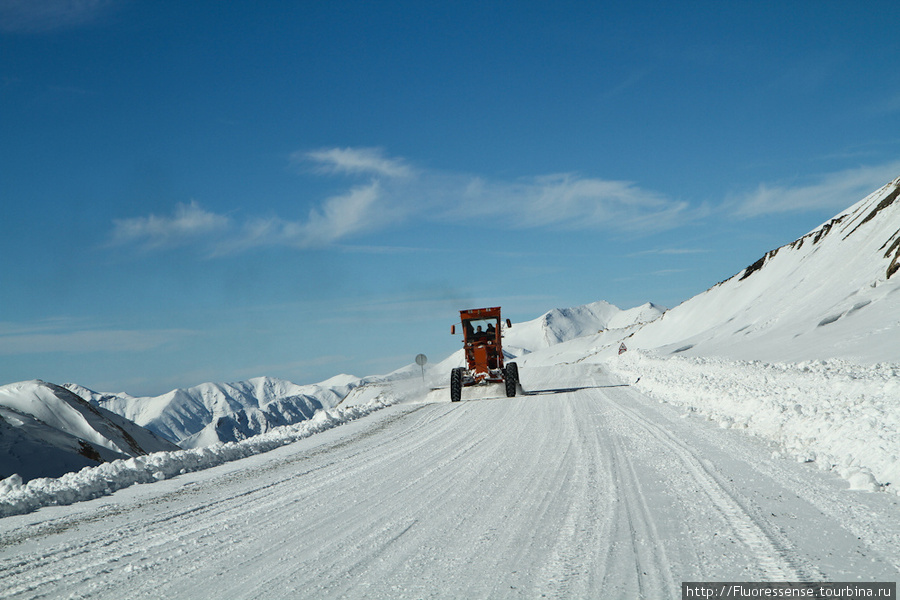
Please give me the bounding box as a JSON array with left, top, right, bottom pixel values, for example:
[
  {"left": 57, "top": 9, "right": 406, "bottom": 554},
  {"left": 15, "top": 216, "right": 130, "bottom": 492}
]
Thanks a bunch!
[{"left": 2, "top": 1, "right": 900, "bottom": 395}]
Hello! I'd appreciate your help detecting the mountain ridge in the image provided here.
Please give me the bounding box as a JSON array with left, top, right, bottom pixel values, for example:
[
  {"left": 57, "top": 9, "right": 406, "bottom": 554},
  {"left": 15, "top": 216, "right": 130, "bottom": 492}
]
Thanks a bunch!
[{"left": 626, "top": 174, "right": 900, "bottom": 363}]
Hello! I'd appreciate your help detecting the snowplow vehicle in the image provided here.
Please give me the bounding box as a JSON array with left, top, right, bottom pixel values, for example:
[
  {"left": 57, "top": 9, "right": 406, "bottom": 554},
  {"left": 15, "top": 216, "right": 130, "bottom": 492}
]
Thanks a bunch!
[{"left": 449, "top": 307, "right": 519, "bottom": 402}]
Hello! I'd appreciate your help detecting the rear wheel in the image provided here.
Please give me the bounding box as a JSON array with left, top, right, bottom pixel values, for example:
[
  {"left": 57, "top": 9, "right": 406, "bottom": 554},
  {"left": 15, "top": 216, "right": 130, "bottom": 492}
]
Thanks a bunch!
[{"left": 450, "top": 368, "right": 462, "bottom": 402}]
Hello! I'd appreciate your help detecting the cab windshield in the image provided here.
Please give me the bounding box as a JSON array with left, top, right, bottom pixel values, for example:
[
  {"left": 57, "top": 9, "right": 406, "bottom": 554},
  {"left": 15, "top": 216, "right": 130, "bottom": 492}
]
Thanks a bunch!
[{"left": 463, "top": 318, "right": 498, "bottom": 339}]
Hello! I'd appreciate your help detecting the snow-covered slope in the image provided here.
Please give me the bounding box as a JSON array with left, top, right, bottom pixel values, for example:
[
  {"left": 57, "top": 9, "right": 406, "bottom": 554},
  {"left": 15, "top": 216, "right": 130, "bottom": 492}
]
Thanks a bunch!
[
  {"left": 628, "top": 176, "right": 900, "bottom": 363},
  {"left": 68, "top": 375, "right": 365, "bottom": 449},
  {"left": 0, "top": 372, "right": 381, "bottom": 483},
  {"left": 0, "top": 380, "right": 180, "bottom": 482}
]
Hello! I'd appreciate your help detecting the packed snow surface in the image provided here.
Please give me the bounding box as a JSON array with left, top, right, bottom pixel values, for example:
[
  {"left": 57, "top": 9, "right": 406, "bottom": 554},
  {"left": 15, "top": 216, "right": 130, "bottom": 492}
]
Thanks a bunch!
[{"left": 1, "top": 364, "right": 898, "bottom": 599}]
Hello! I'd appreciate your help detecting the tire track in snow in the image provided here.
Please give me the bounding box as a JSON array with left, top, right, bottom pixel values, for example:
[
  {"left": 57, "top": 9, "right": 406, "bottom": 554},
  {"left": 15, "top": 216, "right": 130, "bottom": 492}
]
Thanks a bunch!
[
  {"left": 532, "top": 403, "right": 610, "bottom": 598},
  {"left": 602, "top": 383, "right": 824, "bottom": 581},
  {"left": 526, "top": 381, "right": 681, "bottom": 599},
  {"left": 606, "top": 433, "right": 679, "bottom": 598},
  {"left": 0, "top": 408, "right": 441, "bottom": 597}
]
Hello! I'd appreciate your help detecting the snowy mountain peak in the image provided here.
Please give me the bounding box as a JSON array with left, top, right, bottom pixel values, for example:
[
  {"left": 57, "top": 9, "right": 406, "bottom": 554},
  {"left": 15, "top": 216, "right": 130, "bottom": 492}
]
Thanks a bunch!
[{"left": 503, "top": 300, "right": 664, "bottom": 353}]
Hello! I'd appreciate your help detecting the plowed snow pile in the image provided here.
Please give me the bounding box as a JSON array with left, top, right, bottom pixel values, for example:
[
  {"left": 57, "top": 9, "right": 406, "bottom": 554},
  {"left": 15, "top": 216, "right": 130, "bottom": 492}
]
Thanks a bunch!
[
  {"left": 0, "top": 401, "right": 389, "bottom": 517},
  {"left": 606, "top": 352, "right": 900, "bottom": 493}
]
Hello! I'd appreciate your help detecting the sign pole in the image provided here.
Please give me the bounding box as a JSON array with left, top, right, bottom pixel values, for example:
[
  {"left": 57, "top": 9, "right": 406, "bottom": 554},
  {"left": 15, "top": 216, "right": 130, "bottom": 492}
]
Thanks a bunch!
[{"left": 415, "top": 354, "right": 428, "bottom": 382}]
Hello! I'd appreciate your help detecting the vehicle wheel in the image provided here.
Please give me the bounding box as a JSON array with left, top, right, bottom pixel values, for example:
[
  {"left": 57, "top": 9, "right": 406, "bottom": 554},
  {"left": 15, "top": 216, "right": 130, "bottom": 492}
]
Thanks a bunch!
[
  {"left": 506, "top": 362, "right": 518, "bottom": 384},
  {"left": 450, "top": 368, "right": 462, "bottom": 402},
  {"left": 504, "top": 365, "right": 517, "bottom": 397}
]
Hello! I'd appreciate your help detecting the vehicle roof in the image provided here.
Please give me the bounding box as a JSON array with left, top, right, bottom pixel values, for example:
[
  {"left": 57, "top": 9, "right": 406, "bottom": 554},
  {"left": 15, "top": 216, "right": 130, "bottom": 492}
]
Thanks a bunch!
[{"left": 459, "top": 307, "right": 502, "bottom": 320}]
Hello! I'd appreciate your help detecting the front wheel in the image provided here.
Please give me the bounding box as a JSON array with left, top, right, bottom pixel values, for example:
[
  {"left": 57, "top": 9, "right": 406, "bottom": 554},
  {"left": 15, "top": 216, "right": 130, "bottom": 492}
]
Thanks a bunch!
[
  {"left": 505, "top": 362, "right": 518, "bottom": 384},
  {"left": 450, "top": 368, "right": 462, "bottom": 402},
  {"left": 504, "top": 364, "right": 517, "bottom": 397}
]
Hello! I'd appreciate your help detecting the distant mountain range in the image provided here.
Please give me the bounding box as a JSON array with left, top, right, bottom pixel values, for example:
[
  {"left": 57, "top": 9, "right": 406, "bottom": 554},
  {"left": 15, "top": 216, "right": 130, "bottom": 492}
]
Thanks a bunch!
[{"left": 65, "top": 374, "right": 366, "bottom": 449}]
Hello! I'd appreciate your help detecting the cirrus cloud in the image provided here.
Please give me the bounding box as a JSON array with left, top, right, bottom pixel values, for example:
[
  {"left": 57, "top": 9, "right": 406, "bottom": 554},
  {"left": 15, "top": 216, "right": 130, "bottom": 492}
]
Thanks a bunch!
[
  {"left": 110, "top": 201, "right": 232, "bottom": 250},
  {"left": 115, "top": 151, "right": 900, "bottom": 257},
  {"left": 109, "top": 147, "right": 707, "bottom": 256},
  {"left": 454, "top": 172, "right": 691, "bottom": 232},
  {"left": 0, "top": 318, "right": 196, "bottom": 355},
  {"left": 299, "top": 147, "right": 413, "bottom": 178},
  {"left": 217, "top": 182, "right": 389, "bottom": 253}
]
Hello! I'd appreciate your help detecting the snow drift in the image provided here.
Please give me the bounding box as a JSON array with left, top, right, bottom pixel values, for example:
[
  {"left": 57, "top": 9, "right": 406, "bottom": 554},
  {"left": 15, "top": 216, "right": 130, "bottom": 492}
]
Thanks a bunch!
[
  {"left": 0, "top": 400, "right": 388, "bottom": 518},
  {"left": 606, "top": 353, "right": 899, "bottom": 493}
]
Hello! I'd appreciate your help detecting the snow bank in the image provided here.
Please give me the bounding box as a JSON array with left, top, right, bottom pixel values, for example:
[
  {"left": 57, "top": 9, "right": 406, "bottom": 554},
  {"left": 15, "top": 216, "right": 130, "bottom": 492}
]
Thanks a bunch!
[
  {"left": 607, "top": 352, "right": 900, "bottom": 493},
  {"left": 0, "top": 401, "right": 389, "bottom": 518}
]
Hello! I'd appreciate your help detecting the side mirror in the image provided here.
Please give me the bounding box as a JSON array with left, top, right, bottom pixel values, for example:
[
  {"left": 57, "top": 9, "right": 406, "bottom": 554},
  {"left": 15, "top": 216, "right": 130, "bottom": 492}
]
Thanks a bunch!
[
  {"left": 506, "top": 319, "right": 512, "bottom": 328},
  {"left": 451, "top": 325, "right": 456, "bottom": 335}
]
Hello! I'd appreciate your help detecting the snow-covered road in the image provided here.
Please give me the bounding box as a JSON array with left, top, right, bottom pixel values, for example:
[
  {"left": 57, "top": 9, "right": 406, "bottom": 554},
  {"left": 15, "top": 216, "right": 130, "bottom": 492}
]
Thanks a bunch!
[{"left": 2, "top": 365, "right": 898, "bottom": 599}]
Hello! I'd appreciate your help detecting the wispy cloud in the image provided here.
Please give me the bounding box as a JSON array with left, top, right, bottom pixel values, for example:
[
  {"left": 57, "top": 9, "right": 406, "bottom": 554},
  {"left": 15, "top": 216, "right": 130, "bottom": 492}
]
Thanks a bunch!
[
  {"left": 0, "top": 0, "right": 116, "bottom": 33},
  {"left": 302, "top": 182, "right": 388, "bottom": 243},
  {"left": 456, "top": 172, "right": 690, "bottom": 232},
  {"left": 114, "top": 151, "right": 900, "bottom": 257},
  {"left": 113, "top": 152, "right": 900, "bottom": 257},
  {"left": 301, "top": 151, "right": 695, "bottom": 235},
  {"left": 216, "top": 182, "right": 396, "bottom": 253},
  {"left": 110, "top": 147, "right": 697, "bottom": 255},
  {"left": 300, "top": 147, "right": 413, "bottom": 178},
  {"left": 729, "top": 161, "right": 900, "bottom": 218},
  {"left": 111, "top": 201, "right": 231, "bottom": 250}
]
